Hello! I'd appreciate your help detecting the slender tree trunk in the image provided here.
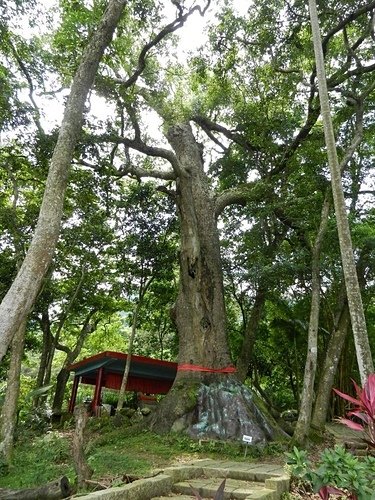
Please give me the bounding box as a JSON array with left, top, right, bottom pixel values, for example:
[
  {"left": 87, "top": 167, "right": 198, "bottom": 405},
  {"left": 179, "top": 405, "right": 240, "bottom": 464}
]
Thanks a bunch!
[
  {"left": 311, "top": 304, "right": 350, "bottom": 429},
  {"left": 116, "top": 276, "right": 154, "bottom": 412},
  {"left": 52, "top": 310, "right": 98, "bottom": 414},
  {"left": 0, "top": 0, "right": 126, "bottom": 362},
  {"left": 0, "top": 320, "right": 26, "bottom": 463},
  {"left": 52, "top": 368, "right": 71, "bottom": 415},
  {"left": 236, "top": 287, "right": 266, "bottom": 383},
  {"left": 308, "top": 0, "right": 373, "bottom": 383},
  {"left": 34, "top": 311, "right": 53, "bottom": 407},
  {"left": 116, "top": 306, "right": 139, "bottom": 412},
  {"left": 311, "top": 245, "right": 369, "bottom": 429},
  {"left": 293, "top": 195, "right": 330, "bottom": 444}
]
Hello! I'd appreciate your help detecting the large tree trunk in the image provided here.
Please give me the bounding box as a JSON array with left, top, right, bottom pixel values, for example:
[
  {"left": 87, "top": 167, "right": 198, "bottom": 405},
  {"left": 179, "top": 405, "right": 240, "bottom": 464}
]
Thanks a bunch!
[
  {"left": 170, "top": 124, "right": 231, "bottom": 372},
  {"left": 0, "top": 321, "right": 26, "bottom": 463},
  {"left": 150, "top": 123, "right": 280, "bottom": 443},
  {"left": 0, "top": 0, "right": 126, "bottom": 363},
  {"left": 308, "top": 0, "right": 373, "bottom": 383}
]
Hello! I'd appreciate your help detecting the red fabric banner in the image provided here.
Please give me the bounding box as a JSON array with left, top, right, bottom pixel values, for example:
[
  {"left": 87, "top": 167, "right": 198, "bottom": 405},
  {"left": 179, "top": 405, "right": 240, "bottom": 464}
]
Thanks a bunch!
[{"left": 177, "top": 364, "right": 237, "bottom": 373}]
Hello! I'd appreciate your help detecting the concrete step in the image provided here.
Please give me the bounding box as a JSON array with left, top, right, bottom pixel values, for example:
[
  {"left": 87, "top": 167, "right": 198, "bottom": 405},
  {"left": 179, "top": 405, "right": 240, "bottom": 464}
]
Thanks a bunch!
[{"left": 172, "top": 477, "right": 277, "bottom": 499}]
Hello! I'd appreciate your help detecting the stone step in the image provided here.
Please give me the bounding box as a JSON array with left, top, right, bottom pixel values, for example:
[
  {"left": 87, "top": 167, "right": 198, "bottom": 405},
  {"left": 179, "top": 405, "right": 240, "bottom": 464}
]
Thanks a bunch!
[
  {"left": 75, "top": 461, "right": 289, "bottom": 499},
  {"left": 190, "top": 461, "right": 286, "bottom": 482},
  {"left": 172, "top": 477, "right": 278, "bottom": 499},
  {"left": 152, "top": 496, "right": 198, "bottom": 499}
]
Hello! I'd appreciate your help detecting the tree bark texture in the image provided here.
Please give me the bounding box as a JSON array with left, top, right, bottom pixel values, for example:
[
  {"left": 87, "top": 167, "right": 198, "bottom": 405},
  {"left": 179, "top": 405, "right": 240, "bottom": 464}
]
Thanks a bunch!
[
  {"left": 72, "top": 405, "right": 93, "bottom": 488},
  {"left": 0, "top": 321, "right": 26, "bottom": 463},
  {"left": 167, "top": 123, "right": 231, "bottom": 373},
  {"left": 308, "top": 0, "right": 373, "bottom": 383},
  {"left": 0, "top": 0, "right": 127, "bottom": 362},
  {"left": 150, "top": 123, "right": 281, "bottom": 442}
]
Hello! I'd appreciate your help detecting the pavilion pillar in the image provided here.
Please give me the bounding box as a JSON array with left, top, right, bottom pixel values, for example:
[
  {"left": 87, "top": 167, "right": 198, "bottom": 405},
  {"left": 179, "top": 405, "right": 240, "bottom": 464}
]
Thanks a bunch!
[
  {"left": 92, "top": 367, "right": 104, "bottom": 415},
  {"left": 68, "top": 375, "right": 80, "bottom": 413}
]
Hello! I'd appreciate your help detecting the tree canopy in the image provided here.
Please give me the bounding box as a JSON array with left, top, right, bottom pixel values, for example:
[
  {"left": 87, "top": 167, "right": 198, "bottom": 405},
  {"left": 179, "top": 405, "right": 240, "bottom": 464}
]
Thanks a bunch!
[{"left": 0, "top": 0, "right": 374, "bottom": 451}]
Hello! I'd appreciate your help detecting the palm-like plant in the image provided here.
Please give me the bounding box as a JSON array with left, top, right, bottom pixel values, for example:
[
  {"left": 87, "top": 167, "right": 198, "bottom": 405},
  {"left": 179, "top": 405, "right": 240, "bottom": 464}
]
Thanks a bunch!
[{"left": 334, "top": 373, "right": 375, "bottom": 449}]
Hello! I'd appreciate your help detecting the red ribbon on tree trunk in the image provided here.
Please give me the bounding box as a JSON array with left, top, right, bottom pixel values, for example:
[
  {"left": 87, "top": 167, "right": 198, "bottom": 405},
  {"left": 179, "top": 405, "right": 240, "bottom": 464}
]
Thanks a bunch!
[{"left": 177, "top": 364, "right": 237, "bottom": 373}]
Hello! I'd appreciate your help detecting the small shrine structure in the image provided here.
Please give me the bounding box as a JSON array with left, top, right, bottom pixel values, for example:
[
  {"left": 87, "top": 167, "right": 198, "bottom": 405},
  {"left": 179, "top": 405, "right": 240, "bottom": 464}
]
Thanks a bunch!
[{"left": 67, "top": 351, "right": 177, "bottom": 414}]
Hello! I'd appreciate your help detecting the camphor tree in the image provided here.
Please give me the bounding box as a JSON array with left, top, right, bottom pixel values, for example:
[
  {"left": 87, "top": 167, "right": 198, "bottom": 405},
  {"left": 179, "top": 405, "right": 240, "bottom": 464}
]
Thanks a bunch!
[
  {"left": 0, "top": 0, "right": 205, "bottom": 408},
  {"left": 80, "top": 1, "right": 288, "bottom": 439},
  {"left": 1, "top": 0, "right": 374, "bottom": 445},
  {"left": 86, "top": 0, "right": 375, "bottom": 440}
]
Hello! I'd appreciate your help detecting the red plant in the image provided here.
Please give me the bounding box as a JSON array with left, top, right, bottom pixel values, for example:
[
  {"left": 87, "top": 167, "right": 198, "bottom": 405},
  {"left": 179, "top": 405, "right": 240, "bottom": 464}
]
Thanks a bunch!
[
  {"left": 319, "top": 485, "right": 356, "bottom": 500},
  {"left": 333, "top": 373, "right": 375, "bottom": 449}
]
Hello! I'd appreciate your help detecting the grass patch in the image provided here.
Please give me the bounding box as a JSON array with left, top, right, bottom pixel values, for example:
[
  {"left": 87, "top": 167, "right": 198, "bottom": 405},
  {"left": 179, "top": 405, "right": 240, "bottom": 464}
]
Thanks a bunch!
[
  {"left": 0, "top": 418, "right": 286, "bottom": 492},
  {"left": 0, "top": 431, "right": 75, "bottom": 489}
]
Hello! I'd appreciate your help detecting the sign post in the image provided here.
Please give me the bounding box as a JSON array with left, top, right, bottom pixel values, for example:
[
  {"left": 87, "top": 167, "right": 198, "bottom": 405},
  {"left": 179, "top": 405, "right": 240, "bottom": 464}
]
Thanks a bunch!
[{"left": 242, "top": 434, "right": 253, "bottom": 457}]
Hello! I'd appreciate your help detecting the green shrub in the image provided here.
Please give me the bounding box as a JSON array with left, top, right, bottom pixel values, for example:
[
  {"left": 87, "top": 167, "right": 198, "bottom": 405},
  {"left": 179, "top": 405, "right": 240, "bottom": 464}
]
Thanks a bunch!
[{"left": 286, "top": 445, "right": 375, "bottom": 499}]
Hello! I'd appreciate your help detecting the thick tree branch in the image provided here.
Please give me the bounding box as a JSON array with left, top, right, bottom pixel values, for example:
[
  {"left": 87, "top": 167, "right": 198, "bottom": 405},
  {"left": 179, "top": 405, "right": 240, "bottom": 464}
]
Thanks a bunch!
[
  {"left": 215, "top": 188, "right": 247, "bottom": 217},
  {"left": 328, "top": 61, "right": 375, "bottom": 88},
  {"left": 98, "top": 133, "right": 178, "bottom": 178},
  {"left": 215, "top": 181, "right": 272, "bottom": 217},
  {"left": 119, "top": 159, "right": 177, "bottom": 181}
]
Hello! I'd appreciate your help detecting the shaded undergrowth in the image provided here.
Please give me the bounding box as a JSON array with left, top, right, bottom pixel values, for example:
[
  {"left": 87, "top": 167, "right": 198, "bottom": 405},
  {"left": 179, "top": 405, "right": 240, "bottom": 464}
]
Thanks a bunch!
[{"left": 0, "top": 415, "right": 287, "bottom": 491}]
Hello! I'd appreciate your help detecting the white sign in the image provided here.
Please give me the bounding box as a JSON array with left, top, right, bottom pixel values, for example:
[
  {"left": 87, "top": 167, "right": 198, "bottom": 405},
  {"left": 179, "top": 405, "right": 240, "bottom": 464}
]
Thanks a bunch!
[{"left": 242, "top": 434, "right": 253, "bottom": 443}]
